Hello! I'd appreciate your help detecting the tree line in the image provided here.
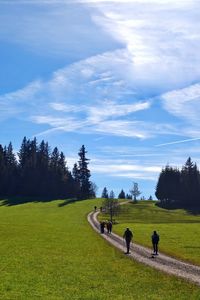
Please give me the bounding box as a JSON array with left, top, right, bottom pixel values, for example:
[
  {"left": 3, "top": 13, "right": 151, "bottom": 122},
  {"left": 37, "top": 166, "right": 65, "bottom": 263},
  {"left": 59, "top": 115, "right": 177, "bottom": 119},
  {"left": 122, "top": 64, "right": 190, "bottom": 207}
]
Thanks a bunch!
[
  {"left": 0, "top": 137, "right": 95, "bottom": 200},
  {"left": 101, "top": 183, "right": 153, "bottom": 201},
  {"left": 101, "top": 187, "right": 132, "bottom": 200},
  {"left": 155, "top": 157, "right": 200, "bottom": 208}
]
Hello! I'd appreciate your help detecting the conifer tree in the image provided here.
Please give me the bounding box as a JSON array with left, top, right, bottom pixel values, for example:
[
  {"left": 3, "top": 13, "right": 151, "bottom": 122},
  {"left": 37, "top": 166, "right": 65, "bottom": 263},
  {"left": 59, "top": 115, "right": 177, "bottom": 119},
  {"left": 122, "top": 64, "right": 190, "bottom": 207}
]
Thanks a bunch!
[
  {"left": 77, "top": 145, "right": 91, "bottom": 199},
  {"left": 0, "top": 138, "right": 95, "bottom": 201},
  {"left": 180, "top": 157, "right": 200, "bottom": 207},
  {"left": 118, "top": 189, "right": 125, "bottom": 199},
  {"left": 4, "top": 142, "right": 18, "bottom": 195},
  {"left": 0, "top": 144, "right": 6, "bottom": 195},
  {"left": 109, "top": 190, "right": 115, "bottom": 199},
  {"left": 101, "top": 187, "right": 109, "bottom": 198}
]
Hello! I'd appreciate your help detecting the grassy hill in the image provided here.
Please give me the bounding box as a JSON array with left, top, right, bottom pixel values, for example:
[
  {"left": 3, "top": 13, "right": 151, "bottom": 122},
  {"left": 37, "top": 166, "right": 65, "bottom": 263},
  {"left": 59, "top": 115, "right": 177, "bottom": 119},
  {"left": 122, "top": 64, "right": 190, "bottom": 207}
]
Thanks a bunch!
[
  {"left": 0, "top": 198, "right": 199, "bottom": 299},
  {"left": 106, "top": 201, "right": 200, "bottom": 265}
]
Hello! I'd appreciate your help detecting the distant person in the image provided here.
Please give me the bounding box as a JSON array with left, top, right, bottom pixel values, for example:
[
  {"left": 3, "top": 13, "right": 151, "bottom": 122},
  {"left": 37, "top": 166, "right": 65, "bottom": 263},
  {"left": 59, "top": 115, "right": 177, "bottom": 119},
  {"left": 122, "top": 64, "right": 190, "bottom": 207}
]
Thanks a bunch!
[
  {"left": 123, "top": 228, "right": 133, "bottom": 254},
  {"left": 100, "top": 206, "right": 103, "bottom": 212},
  {"left": 152, "top": 231, "right": 160, "bottom": 255},
  {"left": 100, "top": 221, "right": 105, "bottom": 234},
  {"left": 94, "top": 206, "right": 97, "bottom": 212}
]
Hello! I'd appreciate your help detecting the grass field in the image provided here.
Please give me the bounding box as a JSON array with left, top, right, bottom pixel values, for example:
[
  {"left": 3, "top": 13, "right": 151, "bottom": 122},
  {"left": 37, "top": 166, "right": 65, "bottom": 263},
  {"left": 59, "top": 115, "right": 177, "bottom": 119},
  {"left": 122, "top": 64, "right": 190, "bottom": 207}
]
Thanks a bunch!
[
  {"left": 102, "top": 201, "right": 200, "bottom": 266},
  {"left": 0, "top": 199, "right": 200, "bottom": 299}
]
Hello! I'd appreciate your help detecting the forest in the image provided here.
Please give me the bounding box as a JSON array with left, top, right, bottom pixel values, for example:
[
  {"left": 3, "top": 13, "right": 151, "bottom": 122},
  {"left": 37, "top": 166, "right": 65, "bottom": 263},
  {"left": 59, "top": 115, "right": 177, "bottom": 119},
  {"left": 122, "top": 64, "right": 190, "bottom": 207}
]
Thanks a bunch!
[
  {"left": 0, "top": 137, "right": 95, "bottom": 200},
  {"left": 155, "top": 157, "right": 200, "bottom": 209}
]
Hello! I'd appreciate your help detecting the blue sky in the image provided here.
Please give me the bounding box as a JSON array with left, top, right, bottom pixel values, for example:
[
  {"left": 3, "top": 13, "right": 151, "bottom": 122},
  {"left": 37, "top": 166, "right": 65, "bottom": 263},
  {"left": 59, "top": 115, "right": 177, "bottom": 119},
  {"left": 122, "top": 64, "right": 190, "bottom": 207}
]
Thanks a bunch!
[{"left": 1, "top": 0, "right": 200, "bottom": 198}]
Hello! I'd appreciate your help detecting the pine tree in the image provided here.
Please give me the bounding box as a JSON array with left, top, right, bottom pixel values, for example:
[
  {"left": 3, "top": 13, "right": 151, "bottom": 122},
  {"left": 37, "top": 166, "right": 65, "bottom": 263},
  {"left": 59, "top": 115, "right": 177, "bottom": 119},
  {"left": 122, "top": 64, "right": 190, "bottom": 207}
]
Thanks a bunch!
[
  {"left": 0, "top": 138, "right": 95, "bottom": 201},
  {"left": 118, "top": 189, "right": 125, "bottom": 199},
  {"left": 72, "top": 163, "right": 81, "bottom": 198},
  {"left": 101, "top": 187, "right": 109, "bottom": 198},
  {"left": 37, "top": 140, "right": 50, "bottom": 196},
  {"left": 180, "top": 158, "right": 200, "bottom": 207},
  {"left": 49, "top": 147, "right": 60, "bottom": 197},
  {"left": 155, "top": 165, "right": 181, "bottom": 207},
  {"left": 126, "top": 193, "right": 132, "bottom": 200},
  {"left": 0, "top": 144, "right": 6, "bottom": 195},
  {"left": 78, "top": 145, "right": 91, "bottom": 199},
  {"left": 109, "top": 190, "right": 115, "bottom": 199},
  {"left": 4, "top": 142, "right": 18, "bottom": 195}
]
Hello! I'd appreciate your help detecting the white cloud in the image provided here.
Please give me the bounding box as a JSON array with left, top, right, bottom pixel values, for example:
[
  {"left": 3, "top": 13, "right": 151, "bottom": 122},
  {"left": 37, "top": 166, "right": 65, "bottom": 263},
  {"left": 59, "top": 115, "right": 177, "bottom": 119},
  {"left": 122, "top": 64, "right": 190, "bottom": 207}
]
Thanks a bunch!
[
  {"left": 162, "top": 83, "right": 200, "bottom": 123},
  {"left": 0, "top": 80, "right": 42, "bottom": 120},
  {"left": 89, "top": 0, "right": 200, "bottom": 91},
  {"left": 2, "top": 0, "right": 200, "bottom": 143},
  {"left": 112, "top": 173, "right": 157, "bottom": 180}
]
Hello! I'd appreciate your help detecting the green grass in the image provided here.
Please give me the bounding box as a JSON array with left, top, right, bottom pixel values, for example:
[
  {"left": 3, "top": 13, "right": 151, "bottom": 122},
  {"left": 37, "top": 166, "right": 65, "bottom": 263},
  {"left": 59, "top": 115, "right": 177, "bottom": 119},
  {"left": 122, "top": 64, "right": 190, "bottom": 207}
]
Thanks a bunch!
[
  {"left": 102, "top": 201, "right": 200, "bottom": 265},
  {"left": 0, "top": 199, "right": 199, "bottom": 299}
]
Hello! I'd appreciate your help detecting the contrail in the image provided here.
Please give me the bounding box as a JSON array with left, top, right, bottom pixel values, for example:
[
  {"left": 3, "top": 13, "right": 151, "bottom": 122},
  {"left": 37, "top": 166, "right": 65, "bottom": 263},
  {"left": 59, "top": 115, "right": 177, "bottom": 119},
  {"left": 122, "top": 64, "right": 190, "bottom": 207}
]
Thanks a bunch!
[{"left": 156, "top": 137, "right": 200, "bottom": 147}]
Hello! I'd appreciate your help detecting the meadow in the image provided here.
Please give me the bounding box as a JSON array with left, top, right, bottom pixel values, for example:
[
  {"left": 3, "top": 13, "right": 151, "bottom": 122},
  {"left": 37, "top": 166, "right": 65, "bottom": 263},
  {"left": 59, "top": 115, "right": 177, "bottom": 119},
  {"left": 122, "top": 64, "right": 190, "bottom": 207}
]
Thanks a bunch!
[
  {"left": 0, "top": 198, "right": 199, "bottom": 299},
  {"left": 108, "top": 201, "right": 200, "bottom": 265}
]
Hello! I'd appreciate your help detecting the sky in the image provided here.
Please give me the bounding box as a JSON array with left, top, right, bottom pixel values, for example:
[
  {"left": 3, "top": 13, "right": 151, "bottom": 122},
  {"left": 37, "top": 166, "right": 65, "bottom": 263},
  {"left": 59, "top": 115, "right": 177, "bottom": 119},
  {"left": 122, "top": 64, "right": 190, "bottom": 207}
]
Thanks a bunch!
[{"left": 1, "top": 0, "right": 200, "bottom": 198}]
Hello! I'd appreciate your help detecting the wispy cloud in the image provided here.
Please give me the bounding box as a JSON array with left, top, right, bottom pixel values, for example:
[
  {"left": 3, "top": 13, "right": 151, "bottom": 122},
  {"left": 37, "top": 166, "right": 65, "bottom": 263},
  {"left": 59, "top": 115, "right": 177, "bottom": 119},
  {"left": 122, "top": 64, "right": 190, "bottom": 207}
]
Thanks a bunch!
[
  {"left": 89, "top": 156, "right": 161, "bottom": 181},
  {"left": 89, "top": 0, "right": 200, "bottom": 92},
  {"left": 156, "top": 137, "right": 200, "bottom": 147},
  {"left": 162, "top": 83, "right": 200, "bottom": 123}
]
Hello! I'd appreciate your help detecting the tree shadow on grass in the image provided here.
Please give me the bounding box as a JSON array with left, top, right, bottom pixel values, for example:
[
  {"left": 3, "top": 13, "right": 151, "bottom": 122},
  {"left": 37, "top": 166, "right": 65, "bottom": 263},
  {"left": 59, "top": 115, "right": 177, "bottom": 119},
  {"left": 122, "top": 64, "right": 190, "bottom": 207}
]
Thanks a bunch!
[
  {"left": 187, "top": 208, "right": 200, "bottom": 215},
  {"left": 0, "top": 196, "right": 74, "bottom": 206},
  {"left": 58, "top": 198, "right": 79, "bottom": 207},
  {"left": 0, "top": 196, "right": 90, "bottom": 207}
]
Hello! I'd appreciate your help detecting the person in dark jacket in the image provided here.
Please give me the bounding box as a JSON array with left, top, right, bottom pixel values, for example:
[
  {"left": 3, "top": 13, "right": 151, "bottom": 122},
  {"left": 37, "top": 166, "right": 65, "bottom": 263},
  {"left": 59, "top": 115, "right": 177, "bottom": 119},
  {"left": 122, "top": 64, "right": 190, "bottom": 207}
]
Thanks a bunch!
[
  {"left": 123, "top": 228, "right": 133, "bottom": 254},
  {"left": 100, "top": 221, "right": 105, "bottom": 234},
  {"left": 152, "top": 231, "right": 160, "bottom": 255},
  {"left": 106, "top": 221, "right": 112, "bottom": 234}
]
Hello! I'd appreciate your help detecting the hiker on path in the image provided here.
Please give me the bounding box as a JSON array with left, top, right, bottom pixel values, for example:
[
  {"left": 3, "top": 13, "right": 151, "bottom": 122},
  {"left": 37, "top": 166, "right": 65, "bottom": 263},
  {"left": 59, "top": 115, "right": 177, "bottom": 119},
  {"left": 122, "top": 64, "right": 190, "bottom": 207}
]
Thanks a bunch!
[
  {"left": 100, "top": 221, "right": 105, "bottom": 234},
  {"left": 152, "top": 231, "right": 160, "bottom": 255},
  {"left": 106, "top": 221, "right": 112, "bottom": 234},
  {"left": 123, "top": 228, "right": 133, "bottom": 254},
  {"left": 94, "top": 206, "right": 97, "bottom": 212}
]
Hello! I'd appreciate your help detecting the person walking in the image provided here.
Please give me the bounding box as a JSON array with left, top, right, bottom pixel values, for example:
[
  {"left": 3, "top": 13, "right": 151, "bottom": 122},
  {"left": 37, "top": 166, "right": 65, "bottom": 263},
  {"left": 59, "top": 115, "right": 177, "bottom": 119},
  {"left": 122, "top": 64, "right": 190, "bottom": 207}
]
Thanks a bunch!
[
  {"left": 107, "top": 221, "right": 112, "bottom": 234},
  {"left": 152, "top": 231, "right": 160, "bottom": 255},
  {"left": 123, "top": 228, "right": 133, "bottom": 254},
  {"left": 100, "top": 221, "right": 105, "bottom": 234}
]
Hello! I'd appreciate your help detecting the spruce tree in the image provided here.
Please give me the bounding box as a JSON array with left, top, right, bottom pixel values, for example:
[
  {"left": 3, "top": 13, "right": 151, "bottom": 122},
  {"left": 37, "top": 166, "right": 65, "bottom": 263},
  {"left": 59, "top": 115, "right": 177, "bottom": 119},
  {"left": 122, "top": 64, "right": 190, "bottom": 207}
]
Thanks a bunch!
[
  {"left": 101, "top": 187, "right": 109, "bottom": 198},
  {"left": 4, "top": 142, "right": 18, "bottom": 195},
  {"left": 37, "top": 140, "right": 50, "bottom": 196},
  {"left": 72, "top": 163, "right": 81, "bottom": 198},
  {"left": 118, "top": 189, "right": 125, "bottom": 199},
  {"left": 109, "top": 190, "right": 115, "bottom": 199},
  {"left": 180, "top": 157, "right": 200, "bottom": 208},
  {"left": 156, "top": 165, "right": 181, "bottom": 207},
  {"left": 77, "top": 145, "right": 91, "bottom": 199},
  {"left": 0, "top": 144, "right": 6, "bottom": 195}
]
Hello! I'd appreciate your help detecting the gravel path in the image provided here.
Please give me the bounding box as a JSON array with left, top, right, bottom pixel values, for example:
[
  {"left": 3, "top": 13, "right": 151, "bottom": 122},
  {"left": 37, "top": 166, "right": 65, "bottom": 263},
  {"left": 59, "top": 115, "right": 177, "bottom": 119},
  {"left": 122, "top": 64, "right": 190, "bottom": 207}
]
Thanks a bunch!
[{"left": 88, "top": 210, "right": 200, "bottom": 286}]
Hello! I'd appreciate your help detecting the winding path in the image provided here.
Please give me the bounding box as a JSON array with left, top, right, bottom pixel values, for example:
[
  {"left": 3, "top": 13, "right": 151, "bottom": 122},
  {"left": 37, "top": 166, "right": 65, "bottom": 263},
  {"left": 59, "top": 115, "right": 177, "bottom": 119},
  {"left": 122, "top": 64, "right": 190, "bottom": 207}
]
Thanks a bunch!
[{"left": 88, "top": 210, "right": 200, "bottom": 286}]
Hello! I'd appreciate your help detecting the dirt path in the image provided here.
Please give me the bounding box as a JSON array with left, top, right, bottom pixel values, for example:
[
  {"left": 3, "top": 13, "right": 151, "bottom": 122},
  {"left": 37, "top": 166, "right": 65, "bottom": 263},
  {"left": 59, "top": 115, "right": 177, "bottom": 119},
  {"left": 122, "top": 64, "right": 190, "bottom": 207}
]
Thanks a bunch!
[{"left": 88, "top": 210, "right": 200, "bottom": 286}]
